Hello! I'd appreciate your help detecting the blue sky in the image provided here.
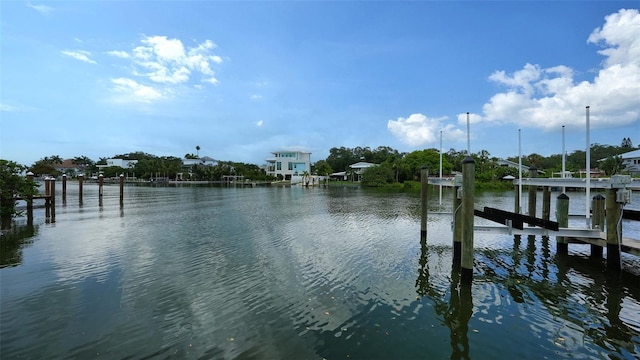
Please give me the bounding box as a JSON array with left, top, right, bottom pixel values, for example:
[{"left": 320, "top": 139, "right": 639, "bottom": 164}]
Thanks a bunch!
[{"left": 1, "top": 1, "right": 639, "bottom": 166}]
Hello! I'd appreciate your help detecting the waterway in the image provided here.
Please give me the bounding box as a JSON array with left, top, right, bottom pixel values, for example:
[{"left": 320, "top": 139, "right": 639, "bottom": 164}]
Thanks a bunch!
[{"left": 1, "top": 184, "right": 639, "bottom": 359}]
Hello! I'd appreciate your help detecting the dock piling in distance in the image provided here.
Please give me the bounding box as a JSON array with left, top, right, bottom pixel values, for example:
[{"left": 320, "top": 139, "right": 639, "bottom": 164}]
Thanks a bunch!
[
  {"left": 605, "top": 188, "right": 622, "bottom": 270},
  {"left": 461, "top": 156, "right": 475, "bottom": 282},
  {"left": 50, "top": 177, "right": 55, "bottom": 223},
  {"left": 78, "top": 174, "right": 84, "bottom": 204},
  {"left": 527, "top": 167, "right": 537, "bottom": 243},
  {"left": 591, "top": 194, "right": 605, "bottom": 258},
  {"left": 453, "top": 174, "right": 463, "bottom": 265},
  {"left": 420, "top": 166, "right": 428, "bottom": 241},
  {"left": 98, "top": 174, "right": 104, "bottom": 198},
  {"left": 556, "top": 193, "right": 569, "bottom": 255},
  {"left": 26, "top": 172, "right": 34, "bottom": 219},
  {"left": 120, "top": 174, "right": 124, "bottom": 206}
]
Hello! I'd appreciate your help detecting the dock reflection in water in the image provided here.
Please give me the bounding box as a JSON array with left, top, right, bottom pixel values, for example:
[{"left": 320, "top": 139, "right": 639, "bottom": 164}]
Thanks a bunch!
[{"left": 0, "top": 185, "right": 638, "bottom": 359}]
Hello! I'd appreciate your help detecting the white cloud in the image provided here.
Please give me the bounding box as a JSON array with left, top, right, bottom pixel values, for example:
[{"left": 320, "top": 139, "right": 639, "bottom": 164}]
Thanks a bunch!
[
  {"left": 250, "top": 94, "right": 262, "bottom": 100},
  {"left": 388, "top": 113, "right": 464, "bottom": 147},
  {"left": 257, "top": 120, "right": 263, "bottom": 127},
  {"left": 111, "top": 78, "right": 163, "bottom": 103},
  {"left": 480, "top": 8, "right": 640, "bottom": 131},
  {"left": 456, "top": 112, "right": 483, "bottom": 124},
  {"left": 106, "top": 50, "right": 130, "bottom": 59},
  {"left": 61, "top": 50, "right": 96, "bottom": 64},
  {"left": 27, "top": 2, "right": 53, "bottom": 15},
  {"left": 0, "top": 103, "right": 19, "bottom": 112},
  {"left": 119, "top": 35, "right": 223, "bottom": 85}
]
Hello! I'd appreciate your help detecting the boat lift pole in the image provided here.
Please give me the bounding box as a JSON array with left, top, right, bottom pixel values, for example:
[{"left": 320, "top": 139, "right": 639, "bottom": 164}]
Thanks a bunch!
[
  {"left": 518, "top": 129, "right": 522, "bottom": 214},
  {"left": 562, "top": 125, "right": 566, "bottom": 193},
  {"left": 439, "top": 130, "right": 443, "bottom": 206},
  {"left": 586, "top": 106, "right": 591, "bottom": 227}
]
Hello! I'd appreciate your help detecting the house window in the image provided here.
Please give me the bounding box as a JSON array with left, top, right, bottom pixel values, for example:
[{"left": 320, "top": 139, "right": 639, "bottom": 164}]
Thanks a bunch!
[
  {"left": 276, "top": 162, "right": 281, "bottom": 170},
  {"left": 288, "top": 163, "right": 293, "bottom": 170}
]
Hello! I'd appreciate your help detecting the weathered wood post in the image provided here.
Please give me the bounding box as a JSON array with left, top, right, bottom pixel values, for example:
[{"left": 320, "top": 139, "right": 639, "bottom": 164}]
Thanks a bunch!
[
  {"left": 556, "top": 193, "right": 569, "bottom": 255},
  {"left": 119, "top": 174, "right": 124, "bottom": 206},
  {"left": 461, "top": 156, "right": 475, "bottom": 282},
  {"left": 591, "top": 194, "right": 605, "bottom": 258},
  {"left": 50, "top": 177, "right": 55, "bottom": 223},
  {"left": 26, "top": 172, "right": 34, "bottom": 222},
  {"left": 605, "top": 188, "right": 621, "bottom": 270},
  {"left": 98, "top": 174, "right": 104, "bottom": 198},
  {"left": 62, "top": 173, "right": 67, "bottom": 200},
  {"left": 527, "top": 166, "right": 537, "bottom": 242},
  {"left": 453, "top": 174, "right": 463, "bottom": 265},
  {"left": 44, "top": 177, "right": 51, "bottom": 221},
  {"left": 420, "top": 166, "right": 429, "bottom": 241},
  {"left": 78, "top": 174, "right": 84, "bottom": 204},
  {"left": 542, "top": 186, "right": 550, "bottom": 221}
]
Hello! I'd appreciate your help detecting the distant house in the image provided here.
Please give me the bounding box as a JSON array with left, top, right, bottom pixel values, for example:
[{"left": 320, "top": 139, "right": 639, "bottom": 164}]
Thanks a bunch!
[
  {"left": 265, "top": 151, "right": 311, "bottom": 180},
  {"left": 100, "top": 158, "right": 138, "bottom": 169},
  {"left": 349, "top": 162, "right": 377, "bottom": 181},
  {"left": 619, "top": 149, "right": 640, "bottom": 176},
  {"left": 182, "top": 156, "right": 218, "bottom": 167},
  {"left": 55, "top": 159, "right": 82, "bottom": 176}
]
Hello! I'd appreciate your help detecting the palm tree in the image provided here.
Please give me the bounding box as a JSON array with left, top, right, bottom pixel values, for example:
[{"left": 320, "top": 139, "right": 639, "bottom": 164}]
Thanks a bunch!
[{"left": 196, "top": 145, "right": 201, "bottom": 158}]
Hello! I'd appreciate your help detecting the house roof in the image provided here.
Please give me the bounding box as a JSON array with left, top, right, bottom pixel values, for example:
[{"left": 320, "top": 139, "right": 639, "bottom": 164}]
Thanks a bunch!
[
  {"left": 349, "top": 162, "right": 376, "bottom": 169},
  {"left": 620, "top": 149, "right": 640, "bottom": 160}
]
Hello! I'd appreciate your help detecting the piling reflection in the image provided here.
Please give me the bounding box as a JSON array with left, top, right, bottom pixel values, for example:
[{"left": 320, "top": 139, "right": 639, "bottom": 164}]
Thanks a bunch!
[
  {"left": 416, "top": 237, "right": 473, "bottom": 360},
  {"left": 0, "top": 224, "right": 37, "bottom": 268}
]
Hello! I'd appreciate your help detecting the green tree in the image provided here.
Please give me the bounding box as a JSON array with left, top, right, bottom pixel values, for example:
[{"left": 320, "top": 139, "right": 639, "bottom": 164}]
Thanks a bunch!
[
  {"left": 29, "top": 156, "right": 63, "bottom": 177},
  {"left": 402, "top": 149, "right": 451, "bottom": 181},
  {"left": 72, "top": 155, "right": 94, "bottom": 176},
  {"left": 1, "top": 160, "right": 39, "bottom": 229},
  {"left": 313, "top": 160, "right": 333, "bottom": 176},
  {"left": 361, "top": 164, "right": 394, "bottom": 187},
  {"left": 601, "top": 155, "right": 625, "bottom": 176}
]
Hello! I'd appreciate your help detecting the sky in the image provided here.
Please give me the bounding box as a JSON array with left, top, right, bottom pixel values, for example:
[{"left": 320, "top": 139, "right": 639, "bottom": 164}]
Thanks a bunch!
[{"left": 1, "top": 1, "right": 639, "bottom": 167}]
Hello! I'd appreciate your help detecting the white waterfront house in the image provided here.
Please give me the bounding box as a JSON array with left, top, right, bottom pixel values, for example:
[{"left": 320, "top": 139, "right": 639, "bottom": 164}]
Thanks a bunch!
[
  {"left": 265, "top": 151, "right": 311, "bottom": 180},
  {"left": 182, "top": 156, "right": 218, "bottom": 167},
  {"left": 98, "top": 158, "right": 138, "bottom": 169},
  {"left": 620, "top": 149, "right": 640, "bottom": 176},
  {"left": 349, "top": 161, "right": 376, "bottom": 181}
]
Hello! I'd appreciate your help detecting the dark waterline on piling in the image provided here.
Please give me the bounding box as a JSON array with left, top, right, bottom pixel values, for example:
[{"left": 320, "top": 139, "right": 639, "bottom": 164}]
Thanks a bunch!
[{"left": 1, "top": 185, "right": 639, "bottom": 359}]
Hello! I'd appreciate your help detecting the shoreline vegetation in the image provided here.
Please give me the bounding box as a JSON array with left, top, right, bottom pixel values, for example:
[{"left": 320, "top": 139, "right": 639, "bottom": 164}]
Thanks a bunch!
[{"left": 1, "top": 141, "right": 637, "bottom": 226}]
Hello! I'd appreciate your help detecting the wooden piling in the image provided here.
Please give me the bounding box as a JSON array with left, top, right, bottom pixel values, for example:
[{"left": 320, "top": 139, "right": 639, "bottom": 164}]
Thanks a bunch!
[
  {"left": 556, "top": 193, "right": 569, "bottom": 255},
  {"left": 44, "top": 177, "right": 51, "bottom": 222},
  {"left": 26, "top": 172, "right": 34, "bottom": 220},
  {"left": 119, "top": 174, "right": 124, "bottom": 206},
  {"left": 453, "top": 174, "right": 462, "bottom": 265},
  {"left": 542, "top": 186, "right": 550, "bottom": 221},
  {"left": 461, "top": 156, "right": 475, "bottom": 282},
  {"left": 98, "top": 174, "right": 104, "bottom": 198},
  {"left": 62, "top": 174, "right": 67, "bottom": 197},
  {"left": 78, "top": 174, "right": 84, "bottom": 204},
  {"left": 591, "top": 194, "right": 605, "bottom": 258},
  {"left": 50, "top": 177, "right": 55, "bottom": 223},
  {"left": 420, "top": 166, "right": 428, "bottom": 240},
  {"left": 527, "top": 167, "right": 538, "bottom": 243},
  {"left": 527, "top": 166, "right": 537, "bottom": 219},
  {"left": 605, "top": 189, "right": 621, "bottom": 270}
]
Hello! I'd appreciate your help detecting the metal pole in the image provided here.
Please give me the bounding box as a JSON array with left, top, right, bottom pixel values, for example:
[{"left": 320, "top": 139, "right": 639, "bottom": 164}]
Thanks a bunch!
[
  {"left": 439, "top": 130, "right": 443, "bottom": 206},
  {"left": 466, "top": 112, "right": 470, "bottom": 155},
  {"left": 562, "top": 125, "right": 566, "bottom": 193},
  {"left": 586, "top": 106, "right": 591, "bottom": 227},
  {"left": 518, "top": 129, "right": 522, "bottom": 214}
]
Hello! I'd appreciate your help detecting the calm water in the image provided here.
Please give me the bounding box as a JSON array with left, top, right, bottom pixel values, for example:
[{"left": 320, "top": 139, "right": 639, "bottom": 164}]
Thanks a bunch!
[{"left": 1, "top": 184, "right": 639, "bottom": 359}]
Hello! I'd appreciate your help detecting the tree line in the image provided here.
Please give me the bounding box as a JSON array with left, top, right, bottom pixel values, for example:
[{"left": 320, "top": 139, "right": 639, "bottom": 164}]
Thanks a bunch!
[{"left": 317, "top": 139, "right": 636, "bottom": 186}]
